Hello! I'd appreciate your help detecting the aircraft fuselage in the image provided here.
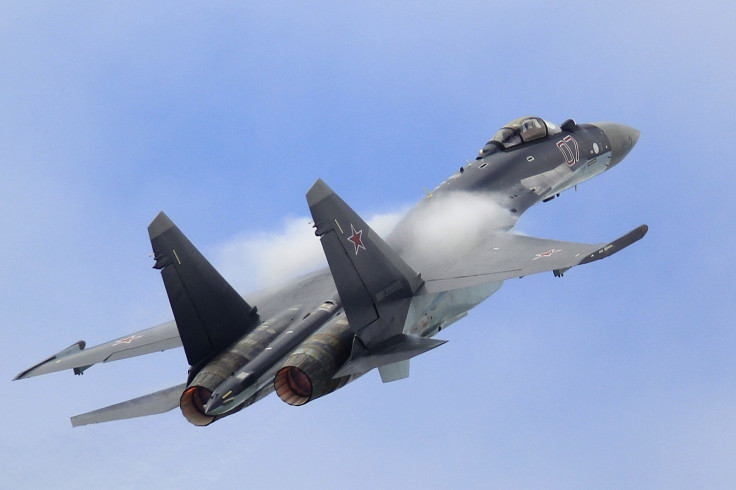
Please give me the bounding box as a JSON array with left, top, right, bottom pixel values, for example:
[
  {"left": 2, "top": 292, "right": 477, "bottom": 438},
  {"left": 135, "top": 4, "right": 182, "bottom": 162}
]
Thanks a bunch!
[
  {"left": 15, "top": 116, "right": 643, "bottom": 427},
  {"left": 206, "top": 118, "right": 641, "bottom": 417}
]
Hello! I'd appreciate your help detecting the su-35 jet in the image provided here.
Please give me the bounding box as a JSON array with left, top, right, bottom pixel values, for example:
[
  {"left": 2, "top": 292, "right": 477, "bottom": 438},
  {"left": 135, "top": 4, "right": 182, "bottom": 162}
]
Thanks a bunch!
[{"left": 15, "top": 117, "right": 647, "bottom": 426}]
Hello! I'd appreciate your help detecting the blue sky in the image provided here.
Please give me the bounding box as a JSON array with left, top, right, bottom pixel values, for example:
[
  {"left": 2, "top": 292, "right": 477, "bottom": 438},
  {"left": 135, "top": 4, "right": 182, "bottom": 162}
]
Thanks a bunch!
[{"left": 3, "top": 2, "right": 735, "bottom": 488}]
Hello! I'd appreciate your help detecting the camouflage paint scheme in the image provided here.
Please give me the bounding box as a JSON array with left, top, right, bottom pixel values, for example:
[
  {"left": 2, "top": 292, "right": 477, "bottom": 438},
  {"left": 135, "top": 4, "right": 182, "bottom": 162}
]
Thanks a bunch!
[{"left": 14, "top": 117, "right": 646, "bottom": 427}]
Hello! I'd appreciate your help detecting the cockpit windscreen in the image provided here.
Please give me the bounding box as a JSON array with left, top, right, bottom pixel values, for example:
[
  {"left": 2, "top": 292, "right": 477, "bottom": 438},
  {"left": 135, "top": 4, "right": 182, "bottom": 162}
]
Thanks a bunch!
[{"left": 477, "top": 116, "right": 562, "bottom": 159}]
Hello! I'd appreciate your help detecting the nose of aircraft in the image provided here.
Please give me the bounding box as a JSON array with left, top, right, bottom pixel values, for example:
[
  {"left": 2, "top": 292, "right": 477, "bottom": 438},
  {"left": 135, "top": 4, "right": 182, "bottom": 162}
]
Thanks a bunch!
[{"left": 594, "top": 122, "right": 641, "bottom": 167}]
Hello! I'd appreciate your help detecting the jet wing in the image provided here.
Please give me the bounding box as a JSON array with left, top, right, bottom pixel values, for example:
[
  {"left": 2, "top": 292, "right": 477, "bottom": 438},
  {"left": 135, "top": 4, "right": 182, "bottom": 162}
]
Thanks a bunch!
[
  {"left": 14, "top": 255, "right": 337, "bottom": 382},
  {"left": 13, "top": 321, "right": 181, "bottom": 380},
  {"left": 14, "top": 210, "right": 331, "bottom": 383},
  {"left": 421, "top": 225, "right": 648, "bottom": 293}
]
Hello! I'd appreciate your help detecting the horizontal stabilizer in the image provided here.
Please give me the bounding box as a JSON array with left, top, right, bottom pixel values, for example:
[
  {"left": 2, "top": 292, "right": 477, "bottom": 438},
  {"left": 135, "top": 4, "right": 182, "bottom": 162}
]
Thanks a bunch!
[
  {"left": 334, "top": 334, "right": 446, "bottom": 378},
  {"left": 71, "top": 383, "right": 186, "bottom": 427}
]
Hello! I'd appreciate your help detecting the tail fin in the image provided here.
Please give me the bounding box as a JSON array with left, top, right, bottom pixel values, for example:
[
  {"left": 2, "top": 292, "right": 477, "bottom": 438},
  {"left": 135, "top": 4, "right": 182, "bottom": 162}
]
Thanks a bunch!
[
  {"left": 307, "top": 179, "right": 422, "bottom": 345},
  {"left": 148, "top": 212, "right": 259, "bottom": 368},
  {"left": 307, "top": 180, "right": 443, "bottom": 378}
]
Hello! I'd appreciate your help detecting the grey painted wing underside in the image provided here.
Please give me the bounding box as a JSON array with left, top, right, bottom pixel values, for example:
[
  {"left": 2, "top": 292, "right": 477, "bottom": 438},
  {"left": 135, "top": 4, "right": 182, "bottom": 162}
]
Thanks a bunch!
[
  {"left": 13, "top": 321, "right": 182, "bottom": 380},
  {"left": 420, "top": 225, "right": 647, "bottom": 293},
  {"left": 14, "top": 267, "right": 337, "bottom": 381}
]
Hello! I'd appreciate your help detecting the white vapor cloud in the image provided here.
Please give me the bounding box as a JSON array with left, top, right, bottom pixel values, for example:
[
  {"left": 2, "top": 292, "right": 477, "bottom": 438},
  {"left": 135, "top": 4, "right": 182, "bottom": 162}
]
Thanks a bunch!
[
  {"left": 213, "top": 192, "right": 514, "bottom": 294},
  {"left": 214, "top": 209, "right": 407, "bottom": 293},
  {"left": 387, "top": 191, "right": 516, "bottom": 269}
]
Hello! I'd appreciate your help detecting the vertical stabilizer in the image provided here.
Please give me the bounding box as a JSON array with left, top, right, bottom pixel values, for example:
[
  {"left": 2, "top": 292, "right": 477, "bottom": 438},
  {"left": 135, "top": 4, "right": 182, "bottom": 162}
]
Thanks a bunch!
[
  {"left": 307, "top": 179, "right": 422, "bottom": 348},
  {"left": 307, "top": 180, "right": 445, "bottom": 379},
  {"left": 148, "top": 212, "right": 259, "bottom": 367}
]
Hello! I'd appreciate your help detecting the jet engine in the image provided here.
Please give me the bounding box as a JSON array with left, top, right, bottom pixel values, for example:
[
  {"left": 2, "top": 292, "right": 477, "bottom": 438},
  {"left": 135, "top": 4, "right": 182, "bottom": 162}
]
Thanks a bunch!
[
  {"left": 274, "top": 315, "right": 356, "bottom": 406},
  {"left": 180, "top": 350, "right": 244, "bottom": 425},
  {"left": 180, "top": 309, "right": 299, "bottom": 425}
]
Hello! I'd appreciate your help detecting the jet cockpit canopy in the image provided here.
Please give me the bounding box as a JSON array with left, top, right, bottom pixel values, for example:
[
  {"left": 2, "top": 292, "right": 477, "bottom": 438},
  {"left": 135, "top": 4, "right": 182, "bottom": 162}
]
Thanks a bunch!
[{"left": 477, "top": 116, "right": 561, "bottom": 159}]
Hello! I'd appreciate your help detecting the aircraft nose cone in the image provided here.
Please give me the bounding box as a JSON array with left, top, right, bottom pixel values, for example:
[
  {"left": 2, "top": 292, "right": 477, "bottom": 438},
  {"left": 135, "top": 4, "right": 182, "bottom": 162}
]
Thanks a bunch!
[{"left": 594, "top": 122, "right": 640, "bottom": 167}]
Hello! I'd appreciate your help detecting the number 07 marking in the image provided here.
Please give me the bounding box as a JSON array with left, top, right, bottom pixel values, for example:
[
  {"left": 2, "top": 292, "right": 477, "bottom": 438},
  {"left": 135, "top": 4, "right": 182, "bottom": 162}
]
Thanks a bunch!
[{"left": 557, "top": 135, "right": 580, "bottom": 166}]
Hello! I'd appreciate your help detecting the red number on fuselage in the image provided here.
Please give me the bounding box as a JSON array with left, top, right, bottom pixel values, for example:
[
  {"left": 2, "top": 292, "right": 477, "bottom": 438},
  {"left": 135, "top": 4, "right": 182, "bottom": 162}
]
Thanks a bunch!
[{"left": 557, "top": 136, "right": 580, "bottom": 166}]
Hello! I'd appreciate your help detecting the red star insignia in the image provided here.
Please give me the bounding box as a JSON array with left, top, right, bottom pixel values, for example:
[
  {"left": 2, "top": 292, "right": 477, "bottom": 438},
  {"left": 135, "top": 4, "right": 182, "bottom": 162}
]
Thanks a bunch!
[
  {"left": 533, "top": 249, "right": 560, "bottom": 260},
  {"left": 113, "top": 334, "right": 141, "bottom": 346},
  {"left": 347, "top": 224, "right": 366, "bottom": 255}
]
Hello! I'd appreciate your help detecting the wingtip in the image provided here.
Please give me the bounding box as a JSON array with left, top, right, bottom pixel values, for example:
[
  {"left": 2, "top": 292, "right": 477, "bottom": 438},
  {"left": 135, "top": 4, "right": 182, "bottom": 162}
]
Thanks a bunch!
[
  {"left": 13, "top": 340, "right": 87, "bottom": 380},
  {"left": 630, "top": 224, "right": 648, "bottom": 242},
  {"left": 12, "top": 366, "right": 29, "bottom": 381},
  {"left": 11, "top": 367, "right": 34, "bottom": 380},
  {"left": 578, "top": 224, "right": 649, "bottom": 266}
]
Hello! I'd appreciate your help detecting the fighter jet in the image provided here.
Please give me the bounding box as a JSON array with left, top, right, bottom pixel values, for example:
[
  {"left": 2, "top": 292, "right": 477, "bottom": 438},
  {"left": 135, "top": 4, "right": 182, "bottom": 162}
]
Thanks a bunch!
[{"left": 14, "top": 117, "right": 647, "bottom": 427}]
